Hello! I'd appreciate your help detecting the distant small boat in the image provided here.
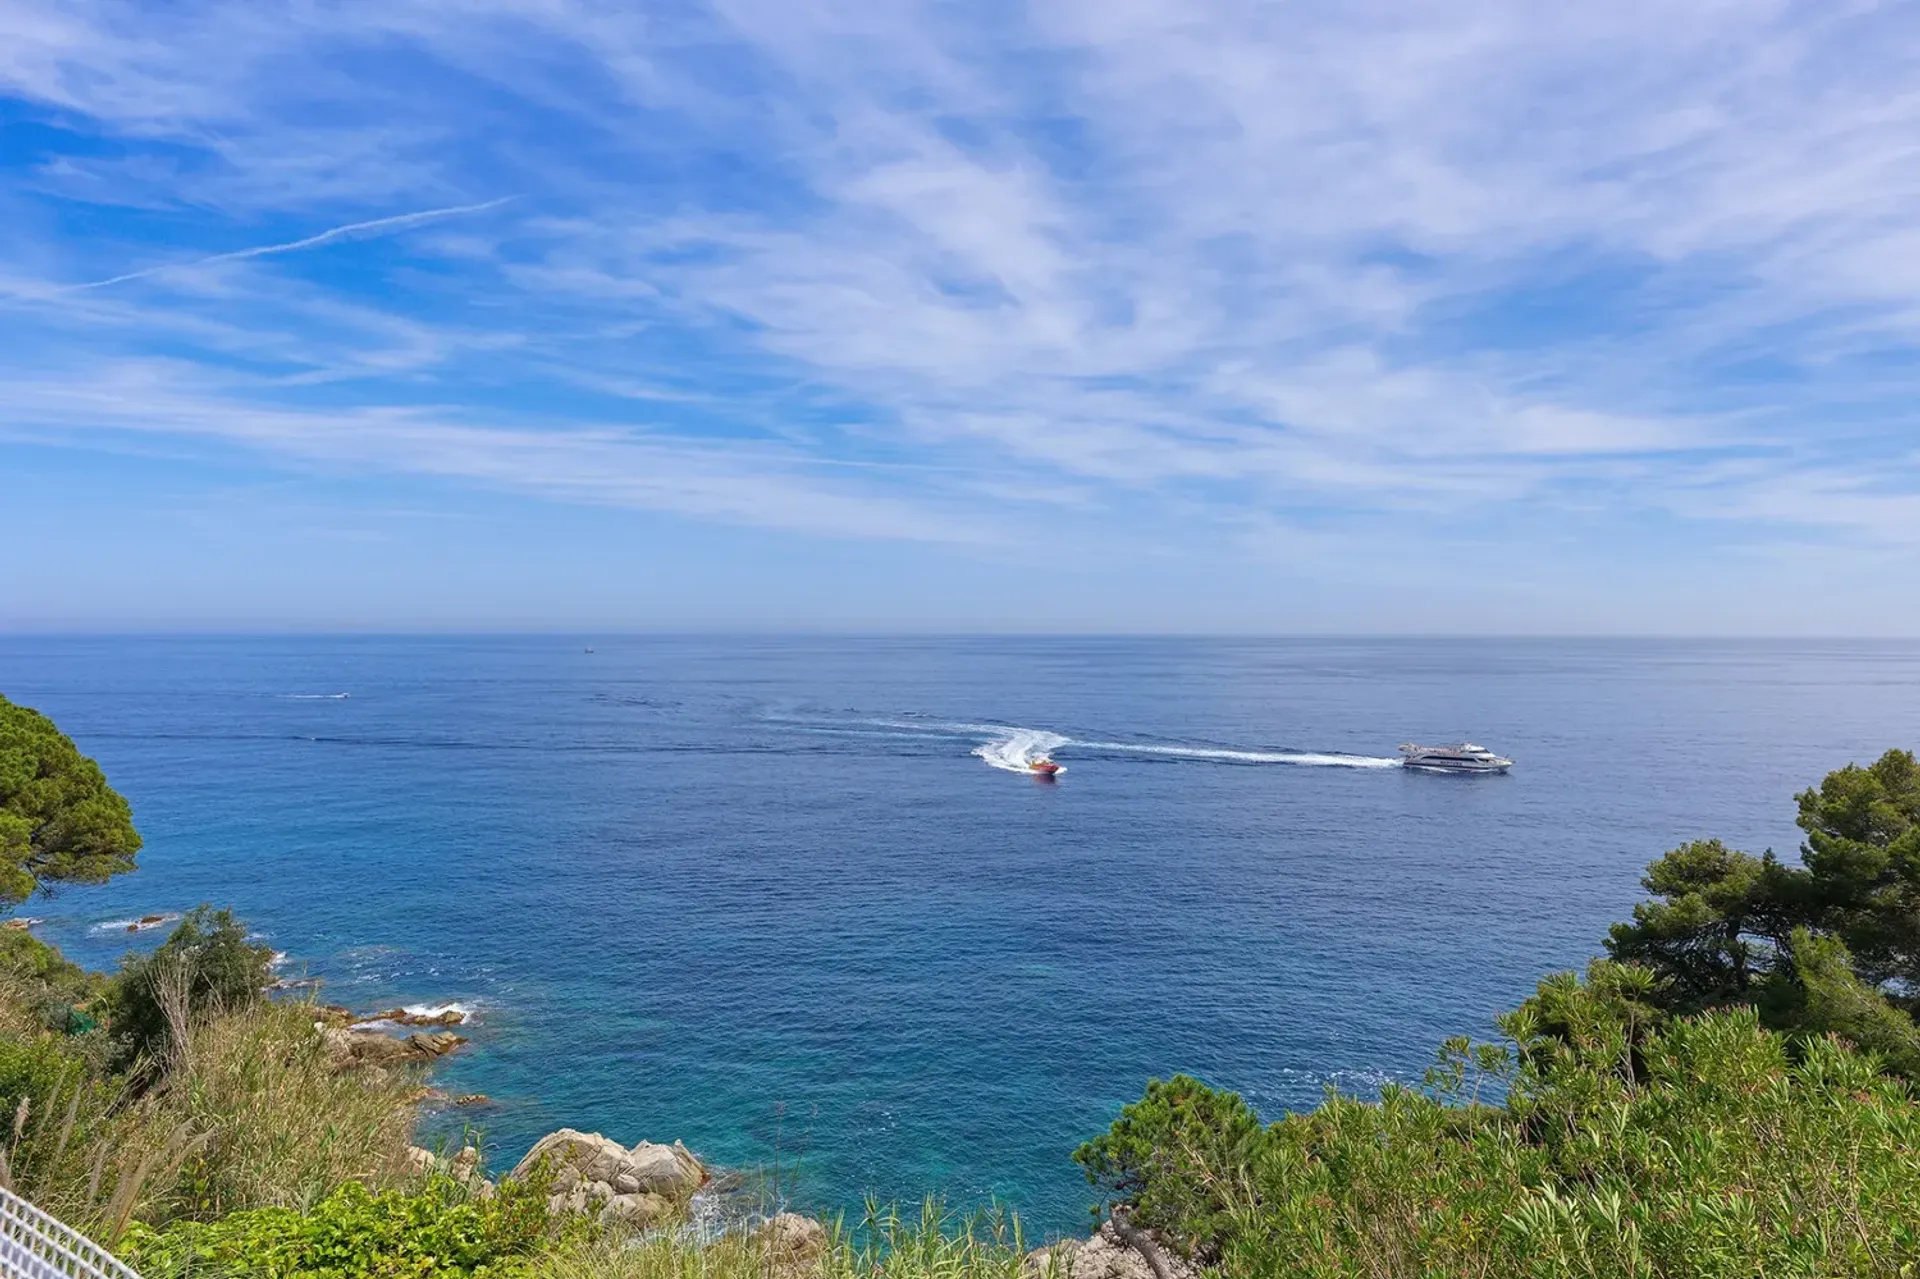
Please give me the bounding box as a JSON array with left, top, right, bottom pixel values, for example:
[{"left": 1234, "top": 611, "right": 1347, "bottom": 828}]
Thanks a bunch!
[
  {"left": 1029, "top": 757, "right": 1062, "bottom": 777},
  {"left": 1399, "top": 743, "right": 1512, "bottom": 773},
  {"left": 584, "top": 647, "right": 595, "bottom": 654}
]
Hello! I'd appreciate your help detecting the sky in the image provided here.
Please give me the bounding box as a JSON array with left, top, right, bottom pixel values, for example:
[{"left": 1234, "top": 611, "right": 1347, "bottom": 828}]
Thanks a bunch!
[{"left": 2, "top": 0, "right": 1918, "bottom": 633}]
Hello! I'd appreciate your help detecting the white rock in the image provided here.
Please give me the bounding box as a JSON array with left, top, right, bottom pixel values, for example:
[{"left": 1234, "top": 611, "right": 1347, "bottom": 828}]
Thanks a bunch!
[
  {"left": 752, "top": 1213, "right": 828, "bottom": 1276},
  {"left": 512, "top": 1128, "right": 708, "bottom": 1219}
]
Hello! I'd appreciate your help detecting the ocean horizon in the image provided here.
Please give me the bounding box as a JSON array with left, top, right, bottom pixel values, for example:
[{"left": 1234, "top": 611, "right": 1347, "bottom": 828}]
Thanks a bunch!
[{"left": 5, "top": 634, "right": 1918, "bottom": 1233}]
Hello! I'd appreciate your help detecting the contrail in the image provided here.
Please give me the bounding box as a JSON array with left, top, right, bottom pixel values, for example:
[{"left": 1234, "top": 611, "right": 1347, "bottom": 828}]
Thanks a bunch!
[{"left": 26, "top": 197, "right": 517, "bottom": 298}]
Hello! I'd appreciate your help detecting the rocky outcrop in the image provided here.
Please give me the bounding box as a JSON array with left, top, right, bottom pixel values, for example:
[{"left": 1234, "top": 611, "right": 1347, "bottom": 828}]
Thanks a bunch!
[
  {"left": 1023, "top": 1221, "right": 1196, "bottom": 1279},
  {"left": 362, "top": 1006, "right": 469, "bottom": 1027},
  {"left": 509, "top": 1128, "right": 708, "bottom": 1225},
  {"left": 751, "top": 1214, "right": 828, "bottom": 1277},
  {"left": 407, "top": 1144, "right": 493, "bottom": 1194},
  {"left": 320, "top": 1025, "right": 466, "bottom": 1071}
]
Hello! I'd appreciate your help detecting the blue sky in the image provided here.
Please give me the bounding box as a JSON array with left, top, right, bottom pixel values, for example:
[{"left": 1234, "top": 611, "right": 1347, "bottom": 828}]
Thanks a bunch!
[{"left": 3, "top": 0, "right": 1918, "bottom": 632}]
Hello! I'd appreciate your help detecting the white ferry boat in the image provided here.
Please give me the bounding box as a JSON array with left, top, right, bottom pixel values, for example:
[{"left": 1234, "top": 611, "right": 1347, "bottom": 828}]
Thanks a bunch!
[{"left": 1398, "top": 742, "right": 1513, "bottom": 773}]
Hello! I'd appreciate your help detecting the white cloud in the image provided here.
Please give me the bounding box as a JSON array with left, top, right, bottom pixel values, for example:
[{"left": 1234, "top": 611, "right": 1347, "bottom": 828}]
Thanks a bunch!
[{"left": 2, "top": 0, "right": 1918, "bottom": 577}]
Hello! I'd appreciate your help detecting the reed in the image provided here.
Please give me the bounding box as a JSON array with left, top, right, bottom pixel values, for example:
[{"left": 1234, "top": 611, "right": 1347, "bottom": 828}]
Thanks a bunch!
[{"left": 0, "top": 986, "right": 421, "bottom": 1238}]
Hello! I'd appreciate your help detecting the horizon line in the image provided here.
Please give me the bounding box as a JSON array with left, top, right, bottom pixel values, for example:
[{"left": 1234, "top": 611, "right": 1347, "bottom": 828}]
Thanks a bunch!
[{"left": 2, "top": 628, "right": 1918, "bottom": 643}]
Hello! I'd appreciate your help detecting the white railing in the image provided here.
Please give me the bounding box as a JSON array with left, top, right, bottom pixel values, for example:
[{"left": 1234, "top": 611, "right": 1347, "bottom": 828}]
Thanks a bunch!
[{"left": 0, "top": 1188, "right": 143, "bottom": 1279}]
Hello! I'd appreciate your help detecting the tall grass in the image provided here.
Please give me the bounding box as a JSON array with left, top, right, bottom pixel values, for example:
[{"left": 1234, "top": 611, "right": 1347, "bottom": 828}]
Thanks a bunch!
[
  {"left": 142, "top": 996, "right": 421, "bottom": 1221},
  {"left": 1, "top": 984, "right": 421, "bottom": 1242}
]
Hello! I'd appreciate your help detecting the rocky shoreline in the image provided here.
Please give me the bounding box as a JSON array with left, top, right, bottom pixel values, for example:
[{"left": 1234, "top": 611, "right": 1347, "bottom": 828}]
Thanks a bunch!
[
  {"left": 309, "top": 990, "right": 1182, "bottom": 1276},
  {"left": 9, "top": 910, "right": 1173, "bottom": 1274}
]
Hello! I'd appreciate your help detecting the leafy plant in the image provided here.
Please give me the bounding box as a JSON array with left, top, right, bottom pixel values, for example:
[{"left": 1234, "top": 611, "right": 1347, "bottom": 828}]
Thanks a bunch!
[
  {"left": 104, "top": 906, "right": 276, "bottom": 1074},
  {"left": 124, "top": 1176, "right": 551, "bottom": 1279},
  {"left": 1073, "top": 1073, "right": 1264, "bottom": 1261}
]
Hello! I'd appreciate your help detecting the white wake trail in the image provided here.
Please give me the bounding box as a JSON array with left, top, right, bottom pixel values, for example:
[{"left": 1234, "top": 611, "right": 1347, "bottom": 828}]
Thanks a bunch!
[
  {"left": 1077, "top": 741, "right": 1401, "bottom": 769},
  {"left": 838, "top": 717, "right": 1399, "bottom": 773},
  {"left": 973, "top": 728, "right": 1067, "bottom": 773}
]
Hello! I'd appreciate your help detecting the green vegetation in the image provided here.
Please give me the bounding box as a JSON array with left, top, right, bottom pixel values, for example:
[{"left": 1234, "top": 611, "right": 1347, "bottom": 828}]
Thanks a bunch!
[
  {"left": 0, "top": 694, "right": 141, "bottom": 905},
  {"left": 0, "top": 962, "right": 421, "bottom": 1237},
  {"left": 1080, "top": 984, "right": 1920, "bottom": 1275},
  {"left": 125, "top": 1178, "right": 552, "bottom": 1279},
  {"left": 1606, "top": 749, "right": 1920, "bottom": 1038},
  {"left": 104, "top": 905, "right": 276, "bottom": 1075}
]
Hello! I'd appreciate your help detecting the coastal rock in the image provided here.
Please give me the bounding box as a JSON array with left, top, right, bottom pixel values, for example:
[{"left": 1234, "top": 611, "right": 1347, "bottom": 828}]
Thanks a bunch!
[
  {"left": 510, "top": 1129, "right": 708, "bottom": 1219},
  {"left": 2, "top": 919, "right": 36, "bottom": 932},
  {"left": 599, "top": 1192, "right": 674, "bottom": 1229},
  {"left": 752, "top": 1214, "right": 828, "bottom": 1276},
  {"left": 453, "top": 1093, "right": 492, "bottom": 1107},
  {"left": 127, "top": 913, "right": 172, "bottom": 933},
  {"left": 1022, "top": 1222, "right": 1196, "bottom": 1279},
  {"left": 310, "top": 1004, "right": 355, "bottom": 1028},
  {"left": 411, "top": 1031, "right": 466, "bottom": 1058},
  {"left": 407, "top": 1144, "right": 493, "bottom": 1194},
  {"left": 320, "top": 1026, "right": 467, "bottom": 1071},
  {"left": 362, "top": 1006, "right": 468, "bottom": 1027}
]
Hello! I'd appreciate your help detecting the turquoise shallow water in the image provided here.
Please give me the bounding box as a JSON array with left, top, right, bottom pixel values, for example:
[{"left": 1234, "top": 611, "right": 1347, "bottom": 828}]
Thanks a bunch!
[{"left": 5, "top": 636, "right": 1919, "bottom": 1233}]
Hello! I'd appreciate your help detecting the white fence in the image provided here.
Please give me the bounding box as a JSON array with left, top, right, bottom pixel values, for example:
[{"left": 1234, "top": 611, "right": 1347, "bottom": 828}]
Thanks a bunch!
[{"left": 0, "top": 1188, "right": 142, "bottom": 1279}]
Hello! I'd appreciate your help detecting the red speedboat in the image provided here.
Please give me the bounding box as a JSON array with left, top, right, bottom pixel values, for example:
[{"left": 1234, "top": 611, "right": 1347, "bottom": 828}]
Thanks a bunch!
[{"left": 1029, "top": 757, "right": 1062, "bottom": 776}]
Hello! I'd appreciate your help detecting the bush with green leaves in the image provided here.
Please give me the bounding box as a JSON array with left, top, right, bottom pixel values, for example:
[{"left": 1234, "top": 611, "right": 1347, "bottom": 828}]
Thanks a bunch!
[
  {"left": 1071, "top": 1073, "right": 1263, "bottom": 1260},
  {"left": 1079, "top": 965, "right": 1920, "bottom": 1277},
  {"left": 0, "top": 1030, "right": 123, "bottom": 1197},
  {"left": 105, "top": 906, "right": 276, "bottom": 1073},
  {"left": 123, "top": 1176, "right": 552, "bottom": 1279},
  {"left": 0, "top": 926, "right": 108, "bottom": 1034}
]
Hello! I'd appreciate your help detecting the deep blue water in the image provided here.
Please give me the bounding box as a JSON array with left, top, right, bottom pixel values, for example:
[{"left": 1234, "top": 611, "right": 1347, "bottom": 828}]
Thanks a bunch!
[{"left": 4, "top": 636, "right": 1918, "bottom": 1233}]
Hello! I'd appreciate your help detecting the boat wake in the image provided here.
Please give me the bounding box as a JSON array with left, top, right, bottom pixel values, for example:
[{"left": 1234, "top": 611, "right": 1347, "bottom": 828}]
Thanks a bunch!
[
  {"left": 966, "top": 724, "right": 1398, "bottom": 773},
  {"left": 972, "top": 728, "right": 1068, "bottom": 774},
  {"left": 1077, "top": 740, "right": 1401, "bottom": 769}
]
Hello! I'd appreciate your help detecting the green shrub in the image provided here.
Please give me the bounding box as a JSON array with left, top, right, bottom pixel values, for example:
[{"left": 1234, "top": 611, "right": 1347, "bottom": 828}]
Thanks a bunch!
[
  {"left": 104, "top": 907, "right": 275, "bottom": 1074},
  {"left": 124, "top": 1176, "right": 552, "bottom": 1279},
  {"left": 0, "top": 1030, "right": 124, "bottom": 1199},
  {"left": 1072, "top": 1074, "right": 1262, "bottom": 1260},
  {"left": 1081, "top": 976, "right": 1920, "bottom": 1277}
]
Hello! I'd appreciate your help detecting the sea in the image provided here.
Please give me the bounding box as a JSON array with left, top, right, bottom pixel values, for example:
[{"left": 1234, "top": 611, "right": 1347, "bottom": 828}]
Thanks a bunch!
[{"left": 3, "top": 636, "right": 1917, "bottom": 1234}]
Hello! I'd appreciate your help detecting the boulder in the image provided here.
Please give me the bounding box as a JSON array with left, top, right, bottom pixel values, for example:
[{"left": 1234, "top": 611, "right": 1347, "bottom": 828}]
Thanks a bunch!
[
  {"left": 600, "top": 1192, "right": 674, "bottom": 1230},
  {"left": 1022, "top": 1222, "right": 1196, "bottom": 1279},
  {"left": 362, "top": 1006, "right": 468, "bottom": 1027},
  {"left": 625, "top": 1140, "right": 706, "bottom": 1196},
  {"left": 453, "top": 1093, "right": 492, "bottom": 1107},
  {"left": 510, "top": 1128, "right": 708, "bottom": 1220},
  {"left": 320, "top": 1026, "right": 467, "bottom": 1071},
  {"left": 406, "top": 1144, "right": 492, "bottom": 1193},
  {"left": 752, "top": 1213, "right": 828, "bottom": 1276}
]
